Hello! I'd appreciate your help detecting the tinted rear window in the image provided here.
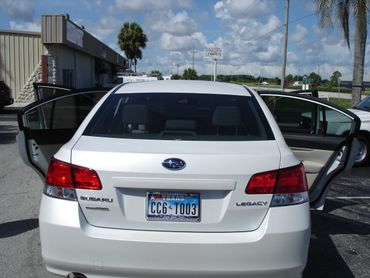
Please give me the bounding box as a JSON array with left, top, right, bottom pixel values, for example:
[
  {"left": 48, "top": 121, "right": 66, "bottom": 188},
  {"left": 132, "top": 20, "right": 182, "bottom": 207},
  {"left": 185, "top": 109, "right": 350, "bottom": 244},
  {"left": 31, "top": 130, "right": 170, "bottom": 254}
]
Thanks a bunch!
[{"left": 84, "top": 93, "right": 274, "bottom": 141}]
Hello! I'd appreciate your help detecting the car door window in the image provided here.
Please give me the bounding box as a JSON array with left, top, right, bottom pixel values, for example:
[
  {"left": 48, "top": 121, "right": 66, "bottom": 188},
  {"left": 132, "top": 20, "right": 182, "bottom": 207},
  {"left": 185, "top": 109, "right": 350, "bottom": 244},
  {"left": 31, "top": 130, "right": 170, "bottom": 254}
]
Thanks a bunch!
[
  {"left": 319, "top": 106, "right": 352, "bottom": 137},
  {"left": 18, "top": 90, "right": 107, "bottom": 178},
  {"left": 34, "top": 84, "right": 72, "bottom": 101},
  {"left": 25, "top": 92, "right": 105, "bottom": 131},
  {"left": 262, "top": 96, "right": 352, "bottom": 137},
  {"left": 263, "top": 96, "right": 316, "bottom": 134}
]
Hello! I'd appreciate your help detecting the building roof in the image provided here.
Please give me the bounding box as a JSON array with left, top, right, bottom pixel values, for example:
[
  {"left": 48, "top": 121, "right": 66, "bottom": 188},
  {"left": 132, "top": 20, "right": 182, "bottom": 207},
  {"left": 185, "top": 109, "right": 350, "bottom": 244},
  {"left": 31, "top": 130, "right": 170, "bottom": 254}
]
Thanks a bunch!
[{"left": 41, "top": 15, "right": 126, "bottom": 68}]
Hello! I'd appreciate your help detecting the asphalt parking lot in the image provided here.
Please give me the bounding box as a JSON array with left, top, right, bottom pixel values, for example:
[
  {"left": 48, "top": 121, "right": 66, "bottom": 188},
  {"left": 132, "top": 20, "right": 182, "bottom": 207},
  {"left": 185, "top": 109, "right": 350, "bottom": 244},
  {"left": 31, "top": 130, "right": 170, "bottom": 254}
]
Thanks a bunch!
[{"left": 0, "top": 110, "right": 369, "bottom": 278}]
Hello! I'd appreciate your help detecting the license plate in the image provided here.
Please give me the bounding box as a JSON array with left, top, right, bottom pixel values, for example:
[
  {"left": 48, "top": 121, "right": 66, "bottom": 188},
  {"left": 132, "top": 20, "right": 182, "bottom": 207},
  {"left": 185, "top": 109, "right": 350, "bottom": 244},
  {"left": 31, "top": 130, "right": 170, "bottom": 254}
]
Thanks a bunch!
[{"left": 146, "top": 192, "right": 200, "bottom": 222}]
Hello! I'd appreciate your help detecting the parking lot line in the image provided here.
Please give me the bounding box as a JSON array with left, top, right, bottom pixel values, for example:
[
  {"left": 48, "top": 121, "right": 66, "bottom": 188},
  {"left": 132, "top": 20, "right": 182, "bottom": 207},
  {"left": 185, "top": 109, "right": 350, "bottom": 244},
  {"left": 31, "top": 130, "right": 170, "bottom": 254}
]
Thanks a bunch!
[{"left": 327, "top": 196, "right": 370, "bottom": 200}]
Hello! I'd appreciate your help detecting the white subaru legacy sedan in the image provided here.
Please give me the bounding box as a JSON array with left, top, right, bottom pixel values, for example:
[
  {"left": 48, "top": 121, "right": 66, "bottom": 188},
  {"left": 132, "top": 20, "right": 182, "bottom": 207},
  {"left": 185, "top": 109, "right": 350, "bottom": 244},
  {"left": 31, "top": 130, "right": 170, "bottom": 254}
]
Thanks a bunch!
[{"left": 18, "top": 81, "right": 360, "bottom": 278}]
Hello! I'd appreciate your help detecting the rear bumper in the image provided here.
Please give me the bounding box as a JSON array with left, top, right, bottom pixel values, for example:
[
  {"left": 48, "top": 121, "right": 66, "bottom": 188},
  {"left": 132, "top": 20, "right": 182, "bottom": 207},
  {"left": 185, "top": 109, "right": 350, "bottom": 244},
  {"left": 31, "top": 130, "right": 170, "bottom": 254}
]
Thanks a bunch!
[{"left": 39, "top": 195, "right": 310, "bottom": 278}]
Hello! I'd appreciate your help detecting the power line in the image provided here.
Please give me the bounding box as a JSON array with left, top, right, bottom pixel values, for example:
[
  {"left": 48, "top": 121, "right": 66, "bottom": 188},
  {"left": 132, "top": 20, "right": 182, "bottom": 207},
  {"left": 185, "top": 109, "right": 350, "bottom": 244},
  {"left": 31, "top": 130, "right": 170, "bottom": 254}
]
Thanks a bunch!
[
  {"left": 243, "top": 0, "right": 260, "bottom": 15},
  {"left": 289, "top": 12, "right": 316, "bottom": 24},
  {"left": 255, "top": 12, "right": 316, "bottom": 41}
]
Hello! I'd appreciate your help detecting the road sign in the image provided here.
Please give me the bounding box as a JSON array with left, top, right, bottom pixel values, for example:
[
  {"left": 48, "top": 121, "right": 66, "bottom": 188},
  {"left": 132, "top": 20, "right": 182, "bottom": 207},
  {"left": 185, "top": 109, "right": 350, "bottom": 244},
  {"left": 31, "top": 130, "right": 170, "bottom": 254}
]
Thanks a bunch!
[{"left": 204, "top": 48, "right": 223, "bottom": 60}]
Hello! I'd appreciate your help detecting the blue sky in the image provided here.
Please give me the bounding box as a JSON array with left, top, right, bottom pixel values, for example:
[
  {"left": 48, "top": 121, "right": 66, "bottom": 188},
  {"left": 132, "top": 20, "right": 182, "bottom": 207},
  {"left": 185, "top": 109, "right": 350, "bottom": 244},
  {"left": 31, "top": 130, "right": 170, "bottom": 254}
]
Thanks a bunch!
[{"left": 0, "top": 0, "right": 368, "bottom": 80}]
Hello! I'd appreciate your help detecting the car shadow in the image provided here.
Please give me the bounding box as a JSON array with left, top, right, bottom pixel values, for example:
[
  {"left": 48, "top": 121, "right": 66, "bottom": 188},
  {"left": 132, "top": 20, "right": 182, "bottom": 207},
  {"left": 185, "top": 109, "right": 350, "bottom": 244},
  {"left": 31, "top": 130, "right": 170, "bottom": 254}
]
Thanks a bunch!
[
  {"left": 0, "top": 218, "right": 39, "bottom": 238},
  {"left": 303, "top": 201, "right": 370, "bottom": 278}
]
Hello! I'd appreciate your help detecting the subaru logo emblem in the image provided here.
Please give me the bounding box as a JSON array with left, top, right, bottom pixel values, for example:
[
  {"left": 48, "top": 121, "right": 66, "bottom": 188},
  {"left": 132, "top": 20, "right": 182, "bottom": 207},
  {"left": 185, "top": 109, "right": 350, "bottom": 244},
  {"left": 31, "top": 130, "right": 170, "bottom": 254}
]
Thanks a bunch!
[{"left": 162, "top": 158, "right": 186, "bottom": 171}]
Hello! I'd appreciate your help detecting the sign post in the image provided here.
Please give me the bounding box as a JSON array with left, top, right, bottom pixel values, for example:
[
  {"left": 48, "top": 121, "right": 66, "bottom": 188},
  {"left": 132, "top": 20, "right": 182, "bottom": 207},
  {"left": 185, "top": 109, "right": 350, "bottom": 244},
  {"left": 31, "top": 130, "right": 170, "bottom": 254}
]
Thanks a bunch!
[{"left": 204, "top": 48, "right": 223, "bottom": 81}]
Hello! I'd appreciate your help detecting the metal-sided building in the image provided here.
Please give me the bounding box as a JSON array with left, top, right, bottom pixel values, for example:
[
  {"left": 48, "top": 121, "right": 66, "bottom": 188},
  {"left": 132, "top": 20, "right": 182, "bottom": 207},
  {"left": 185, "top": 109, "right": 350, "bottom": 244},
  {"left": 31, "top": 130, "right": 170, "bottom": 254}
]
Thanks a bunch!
[
  {"left": 0, "top": 14, "right": 126, "bottom": 103},
  {"left": 0, "top": 30, "right": 44, "bottom": 102}
]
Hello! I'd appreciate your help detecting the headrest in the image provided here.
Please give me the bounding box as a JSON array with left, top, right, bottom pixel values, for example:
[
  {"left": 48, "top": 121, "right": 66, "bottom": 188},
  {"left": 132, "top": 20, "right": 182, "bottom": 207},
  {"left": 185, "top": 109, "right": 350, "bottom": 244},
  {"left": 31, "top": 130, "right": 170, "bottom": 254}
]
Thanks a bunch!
[{"left": 121, "top": 104, "right": 149, "bottom": 124}]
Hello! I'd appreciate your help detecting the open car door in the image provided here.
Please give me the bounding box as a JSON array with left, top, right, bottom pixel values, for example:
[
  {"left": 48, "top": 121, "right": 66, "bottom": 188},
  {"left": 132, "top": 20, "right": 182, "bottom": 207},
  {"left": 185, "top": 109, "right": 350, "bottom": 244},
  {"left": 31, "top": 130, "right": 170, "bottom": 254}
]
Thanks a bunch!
[
  {"left": 33, "top": 83, "right": 73, "bottom": 101},
  {"left": 259, "top": 91, "right": 361, "bottom": 209},
  {"left": 17, "top": 87, "right": 109, "bottom": 179}
]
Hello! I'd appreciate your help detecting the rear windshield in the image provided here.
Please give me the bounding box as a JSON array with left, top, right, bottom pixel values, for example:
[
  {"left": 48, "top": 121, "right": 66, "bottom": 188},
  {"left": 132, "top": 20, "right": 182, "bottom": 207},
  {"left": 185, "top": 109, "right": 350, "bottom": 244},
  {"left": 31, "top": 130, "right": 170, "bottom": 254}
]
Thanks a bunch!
[{"left": 83, "top": 93, "right": 274, "bottom": 141}]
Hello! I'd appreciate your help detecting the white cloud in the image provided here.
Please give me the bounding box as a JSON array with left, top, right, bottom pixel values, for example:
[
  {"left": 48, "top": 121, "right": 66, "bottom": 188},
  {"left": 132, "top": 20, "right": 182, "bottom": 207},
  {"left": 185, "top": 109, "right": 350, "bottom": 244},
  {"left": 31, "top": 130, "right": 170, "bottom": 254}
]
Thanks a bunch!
[
  {"left": 304, "top": 2, "right": 316, "bottom": 12},
  {"left": 215, "top": 0, "right": 274, "bottom": 19},
  {"left": 155, "top": 51, "right": 185, "bottom": 66},
  {"left": 76, "top": 17, "right": 121, "bottom": 41},
  {"left": 209, "top": 13, "right": 283, "bottom": 66},
  {"left": 313, "top": 24, "right": 344, "bottom": 46},
  {"left": 256, "top": 45, "right": 280, "bottom": 62},
  {"left": 287, "top": 51, "right": 298, "bottom": 63},
  {"left": 290, "top": 24, "right": 309, "bottom": 43},
  {"left": 112, "top": 0, "right": 193, "bottom": 12},
  {"left": 0, "top": 0, "right": 34, "bottom": 22},
  {"left": 9, "top": 21, "right": 40, "bottom": 32},
  {"left": 149, "top": 10, "right": 197, "bottom": 36},
  {"left": 159, "top": 32, "right": 207, "bottom": 51}
]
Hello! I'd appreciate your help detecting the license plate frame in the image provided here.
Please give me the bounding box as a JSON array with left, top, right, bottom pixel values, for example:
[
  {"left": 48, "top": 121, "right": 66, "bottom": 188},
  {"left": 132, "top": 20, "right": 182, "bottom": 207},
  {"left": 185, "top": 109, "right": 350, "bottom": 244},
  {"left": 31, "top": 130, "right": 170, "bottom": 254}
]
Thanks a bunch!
[{"left": 146, "top": 192, "right": 200, "bottom": 222}]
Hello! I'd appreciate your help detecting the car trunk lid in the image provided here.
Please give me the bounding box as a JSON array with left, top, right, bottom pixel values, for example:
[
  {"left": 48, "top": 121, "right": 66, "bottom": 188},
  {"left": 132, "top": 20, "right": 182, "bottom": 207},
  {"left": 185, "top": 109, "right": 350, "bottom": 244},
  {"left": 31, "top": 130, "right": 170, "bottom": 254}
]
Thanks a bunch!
[{"left": 72, "top": 136, "right": 281, "bottom": 232}]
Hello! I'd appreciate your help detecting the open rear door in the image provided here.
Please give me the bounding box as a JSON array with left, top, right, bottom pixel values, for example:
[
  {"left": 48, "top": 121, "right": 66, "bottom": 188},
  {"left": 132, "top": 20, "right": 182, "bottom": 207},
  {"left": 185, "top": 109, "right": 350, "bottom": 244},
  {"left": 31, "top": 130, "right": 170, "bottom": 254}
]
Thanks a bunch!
[
  {"left": 33, "top": 83, "right": 73, "bottom": 101},
  {"left": 259, "top": 92, "right": 360, "bottom": 209},
  {"left": 17, "top": 87, "right": 108, "bottom": 179}
]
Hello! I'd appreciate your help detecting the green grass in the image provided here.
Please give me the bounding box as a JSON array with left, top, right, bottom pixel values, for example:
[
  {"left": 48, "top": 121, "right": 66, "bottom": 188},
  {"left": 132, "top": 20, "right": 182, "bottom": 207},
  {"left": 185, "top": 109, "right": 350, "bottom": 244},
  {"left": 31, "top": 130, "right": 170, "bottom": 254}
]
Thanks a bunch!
[{"left": 326, "top": 98, "right": 353, "bottom": 109}]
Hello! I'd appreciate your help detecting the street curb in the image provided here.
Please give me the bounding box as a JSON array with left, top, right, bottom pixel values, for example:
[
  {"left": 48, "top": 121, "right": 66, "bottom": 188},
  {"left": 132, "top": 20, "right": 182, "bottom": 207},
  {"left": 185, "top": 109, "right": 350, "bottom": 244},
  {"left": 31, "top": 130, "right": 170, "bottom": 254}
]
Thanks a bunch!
[{"left": 3, "top": 103, "right": 30, "bottom": 112}]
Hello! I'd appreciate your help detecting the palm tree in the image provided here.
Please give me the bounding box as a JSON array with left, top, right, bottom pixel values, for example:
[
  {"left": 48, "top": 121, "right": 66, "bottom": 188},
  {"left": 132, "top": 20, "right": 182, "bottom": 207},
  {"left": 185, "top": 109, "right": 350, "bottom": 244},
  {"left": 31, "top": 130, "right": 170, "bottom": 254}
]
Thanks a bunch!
[
  {"left": 182, "top": 68, "right": 198, "bottom": 80},
  {"left": 316, "top": 0, "right": 367, "bottom": 105},
  {"left": 118, "top": 22, "right": 148, "bottom": 73}
]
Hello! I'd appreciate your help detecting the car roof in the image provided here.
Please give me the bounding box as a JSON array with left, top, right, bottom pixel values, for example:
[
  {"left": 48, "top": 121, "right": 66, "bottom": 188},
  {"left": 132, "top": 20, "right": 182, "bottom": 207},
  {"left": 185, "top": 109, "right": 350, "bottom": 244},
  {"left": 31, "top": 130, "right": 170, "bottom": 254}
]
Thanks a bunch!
[{"left": 115, "top": 80, "right": 252, "bottom": 96}]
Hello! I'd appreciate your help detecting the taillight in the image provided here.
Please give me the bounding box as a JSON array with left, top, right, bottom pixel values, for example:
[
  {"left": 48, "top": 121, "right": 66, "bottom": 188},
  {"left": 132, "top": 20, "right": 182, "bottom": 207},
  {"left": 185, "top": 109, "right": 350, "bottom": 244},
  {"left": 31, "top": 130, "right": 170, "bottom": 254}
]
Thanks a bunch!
[
  {"left": 46, "top": 159, "right": 74, "bottom": 188},
  {"left": 245, "top": 170, "right": 278, "bottom": 194},
  {"left": 44, "top": 158, "right": 102, "bottom": 200},
  {"left": 275, "top": 163, "right": 307, "bottom": 193},
  {"left": 246, "top": 163, "right": 308, "bottom": 206},
  {"left": 72, "top": 164, "right": 102, "bottom": 190}
]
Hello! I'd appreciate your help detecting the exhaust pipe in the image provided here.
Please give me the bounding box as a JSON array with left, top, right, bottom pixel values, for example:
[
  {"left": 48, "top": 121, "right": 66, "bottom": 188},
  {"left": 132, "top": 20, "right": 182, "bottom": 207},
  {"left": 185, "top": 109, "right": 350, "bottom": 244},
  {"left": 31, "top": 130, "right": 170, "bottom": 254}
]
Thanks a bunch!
[{"left": 67, "top": 273, "right": 87, "bottom": 278}]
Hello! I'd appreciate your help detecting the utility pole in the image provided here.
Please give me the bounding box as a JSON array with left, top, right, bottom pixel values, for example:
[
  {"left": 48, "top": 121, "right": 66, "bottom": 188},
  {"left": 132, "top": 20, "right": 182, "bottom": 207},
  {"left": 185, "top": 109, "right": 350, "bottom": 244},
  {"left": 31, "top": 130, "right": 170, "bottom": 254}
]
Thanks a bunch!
[
  {"left": 192, "top": 50, "right": 195, "bottom": 70},
  {"left": 280, "top": 0, "right": 290, "bottom": 91},
  {"left": 338, "top": 76, "right": 341, "bottom": 99},
  {"left": 176, "top": 64, "right": 180, "bottom": 75},
  {"left": 213, "top": 59, "right": 217, "bottom": 81}
]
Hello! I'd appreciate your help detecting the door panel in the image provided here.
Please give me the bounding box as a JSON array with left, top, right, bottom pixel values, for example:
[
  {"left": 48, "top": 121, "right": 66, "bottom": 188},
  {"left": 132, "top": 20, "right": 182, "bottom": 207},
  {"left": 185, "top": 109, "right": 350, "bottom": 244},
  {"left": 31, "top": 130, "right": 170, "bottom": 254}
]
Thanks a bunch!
[
  {"left": 260, "top": 93, "right": 360, "bottom": 208},
  {"left": 18, "top": 89, "right": 108, "bottom": 178},
  {"left": 283, "top": 133, "right": 346, "bottom": 150},
  {"left": 291, "top": 147, "right": 333, "bottom": 188}
]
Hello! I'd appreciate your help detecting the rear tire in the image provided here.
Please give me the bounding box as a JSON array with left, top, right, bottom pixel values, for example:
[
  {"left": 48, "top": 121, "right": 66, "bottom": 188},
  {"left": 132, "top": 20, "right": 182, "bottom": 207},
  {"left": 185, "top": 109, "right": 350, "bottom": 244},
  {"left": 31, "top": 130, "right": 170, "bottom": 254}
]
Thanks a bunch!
[{"left": 355, "top": 134, "right": 370, "bottom": 167}]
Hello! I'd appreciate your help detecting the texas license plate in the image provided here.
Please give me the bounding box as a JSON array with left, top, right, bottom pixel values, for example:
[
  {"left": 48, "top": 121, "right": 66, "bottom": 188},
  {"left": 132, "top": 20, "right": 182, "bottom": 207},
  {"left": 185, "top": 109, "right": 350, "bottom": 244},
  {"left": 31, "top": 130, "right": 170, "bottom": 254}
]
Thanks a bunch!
[{"left": 146, "top": 192, "right": 200, "bottom": 222}]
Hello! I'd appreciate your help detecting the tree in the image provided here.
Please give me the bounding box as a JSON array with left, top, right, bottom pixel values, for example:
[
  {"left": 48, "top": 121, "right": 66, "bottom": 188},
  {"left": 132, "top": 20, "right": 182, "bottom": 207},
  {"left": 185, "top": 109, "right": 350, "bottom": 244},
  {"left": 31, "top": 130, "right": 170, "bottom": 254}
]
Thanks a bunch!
[
  {"left": 316, "top": 0, "right": 367, "bottom": 105},
  {"left": 293, "top": 75, "right": 303, "bottom": 81},
  {"left": 182, "top": 68, "right": 198, "bottom": 80},
  {"left": 150, "top": 70, "right": 163, "bottom": 80},
  {"left": 308, "top": 72, "right": 322, "bottom": 86},
  {"left": 118, "top": 22, "right": 148, "bottom": 73},
  {"left": 274, "top": 77, "right": 281, "bottom": 85},
  {"left": 285, "top": 74, "right": 294, "bottom": 84},
  {"left": 171, "top": 74, "right": 181, "bottom": 80},
  {"left": 330, "top": 70, "right": 342, "bottom": 86}
]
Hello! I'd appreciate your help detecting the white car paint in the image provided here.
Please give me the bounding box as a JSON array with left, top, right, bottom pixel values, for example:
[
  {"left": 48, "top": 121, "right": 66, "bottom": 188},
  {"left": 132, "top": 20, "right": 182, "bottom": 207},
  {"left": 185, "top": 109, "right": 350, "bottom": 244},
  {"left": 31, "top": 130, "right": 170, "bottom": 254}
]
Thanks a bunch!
[
  {"left": 38, "top": 81, "right": 309, "bottom": 277},
  {"left": 348, "top": 108, "right": 370, "bottom": 133},
  {"left": 19, "top": 81, "right": 360, "bottom": 277}
]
